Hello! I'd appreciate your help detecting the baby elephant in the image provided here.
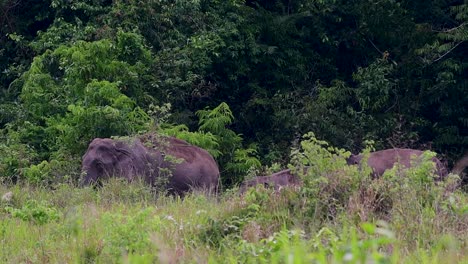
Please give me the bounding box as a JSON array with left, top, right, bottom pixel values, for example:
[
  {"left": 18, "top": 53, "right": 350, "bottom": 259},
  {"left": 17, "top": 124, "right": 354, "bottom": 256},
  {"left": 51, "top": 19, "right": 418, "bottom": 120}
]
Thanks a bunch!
[{"left": 239, "top": 169, "right": 301, "bottom": 193}]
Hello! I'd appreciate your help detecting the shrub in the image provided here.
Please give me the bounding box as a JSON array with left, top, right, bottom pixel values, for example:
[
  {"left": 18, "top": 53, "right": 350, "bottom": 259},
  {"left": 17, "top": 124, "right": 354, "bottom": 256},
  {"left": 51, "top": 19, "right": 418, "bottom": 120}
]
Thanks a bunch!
[
  {"left": 22, "top": 161, "right": 51, "bottom": 185},
  {"left": 289, "top": 132, "right": 369, "bottom": 223},
  {"left": 5, "top": 199, "right": 60, "bottom": 225},
  {"left": 0, "top": 129, "right": 39, "bottom": 183},
  {"left": 213, "top": 222, "right": 396, "bottom": 263},
  {"left": 2, "top": 31, "right": 154, "bottom": 184}
]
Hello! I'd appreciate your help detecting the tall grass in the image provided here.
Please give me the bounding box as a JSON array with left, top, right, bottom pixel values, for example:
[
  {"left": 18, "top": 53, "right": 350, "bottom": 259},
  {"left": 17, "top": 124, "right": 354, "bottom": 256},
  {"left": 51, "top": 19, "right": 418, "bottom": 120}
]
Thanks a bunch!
[
  {"left": 0, "top": 180, "right": 467, "bottom": 263},
  {"left": 0, "top": 136, "right": 467, "bottom": 263}
]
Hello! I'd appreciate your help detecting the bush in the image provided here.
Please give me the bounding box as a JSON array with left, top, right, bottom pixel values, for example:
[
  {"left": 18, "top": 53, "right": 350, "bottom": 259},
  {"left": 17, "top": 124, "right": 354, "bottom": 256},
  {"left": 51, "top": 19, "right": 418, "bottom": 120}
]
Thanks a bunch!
[
  {"left": 5, "top": 199, "right": 60, "bottom": 225},
  {"left": 1, "top": 31, "right": 154, "bottom": 184},
  {"left": 289, "top": 132, "right": 370, "bottom": 223},
  {"left": 0, "top": 129, "right": 39, "bottom": 183},
  {"left": 23, "top": 161, "right": 51, "bottom": 185},
  {"left": 213, "top": 222, "right": 396, "bottom": 263}
]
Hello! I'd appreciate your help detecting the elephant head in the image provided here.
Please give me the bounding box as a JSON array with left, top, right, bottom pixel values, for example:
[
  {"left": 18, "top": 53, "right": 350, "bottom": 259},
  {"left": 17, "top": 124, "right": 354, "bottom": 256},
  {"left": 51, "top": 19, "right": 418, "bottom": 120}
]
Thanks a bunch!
[
  {"left": 346, "top": 154, "right": 363, "bottom": 166},
  {"left": 80, "top": 138, "right": 152, "bottom": 186}
]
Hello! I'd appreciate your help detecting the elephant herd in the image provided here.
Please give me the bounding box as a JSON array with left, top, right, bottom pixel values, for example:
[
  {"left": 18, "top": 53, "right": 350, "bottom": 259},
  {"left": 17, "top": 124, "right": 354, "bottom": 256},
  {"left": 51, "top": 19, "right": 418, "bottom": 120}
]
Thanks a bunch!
[{"left": 81, "top": 135, "right": 468, "bottom": 195}]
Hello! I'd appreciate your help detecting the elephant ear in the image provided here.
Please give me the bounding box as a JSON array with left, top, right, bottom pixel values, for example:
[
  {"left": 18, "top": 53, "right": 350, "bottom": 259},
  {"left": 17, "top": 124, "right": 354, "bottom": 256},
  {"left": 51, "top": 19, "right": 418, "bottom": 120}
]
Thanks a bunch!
[
  {"left": 347, "top": 154, "right": 360, "bottom": 165},
  {"left": 114, "top": 140, "right": 134, "bottom": 162}
]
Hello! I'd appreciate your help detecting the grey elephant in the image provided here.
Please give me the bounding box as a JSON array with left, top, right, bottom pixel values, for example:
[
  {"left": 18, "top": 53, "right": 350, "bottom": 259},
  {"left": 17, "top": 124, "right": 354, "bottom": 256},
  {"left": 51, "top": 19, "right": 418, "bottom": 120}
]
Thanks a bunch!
[
  {"left": 81, "top": 135, "right": 220, "bottom": 194},
  {"left": 346, "top": 148, "right": 454, "bottom": 179},
  {"left": 239, "top": 169, "right": 301, "bottom": 193}
]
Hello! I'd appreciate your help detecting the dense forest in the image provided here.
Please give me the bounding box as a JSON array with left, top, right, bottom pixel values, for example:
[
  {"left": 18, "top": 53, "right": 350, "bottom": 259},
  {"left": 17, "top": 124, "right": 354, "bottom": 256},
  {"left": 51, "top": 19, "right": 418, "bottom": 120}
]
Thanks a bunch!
[
  {"left": 1, "top": 0, "right": 467, "bottom": 187},
  {"left": 1, "top": 1, "right": 468, "bottom": 263}
]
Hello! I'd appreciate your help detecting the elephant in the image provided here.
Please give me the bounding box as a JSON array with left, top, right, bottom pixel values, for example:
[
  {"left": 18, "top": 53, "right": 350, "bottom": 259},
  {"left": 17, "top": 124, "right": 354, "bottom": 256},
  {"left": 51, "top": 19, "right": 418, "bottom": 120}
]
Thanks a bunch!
[
  {"left": 239, "top": 169, "right": 301, "bottom": 193},
  {"left": 81, "top": 135, "right": 220, "bottom": 194},
  {"left": 346, "top": 148, "right": 449, "bottom": 179}
]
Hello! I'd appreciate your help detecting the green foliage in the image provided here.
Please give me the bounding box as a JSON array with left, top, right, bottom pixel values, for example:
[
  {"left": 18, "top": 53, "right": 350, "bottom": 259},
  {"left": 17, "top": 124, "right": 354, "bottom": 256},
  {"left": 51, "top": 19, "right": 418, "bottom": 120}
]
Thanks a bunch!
[
  {"left": 5, "top": 199, "right": 60, "bottom": 225},
  {"left": 196, "top": 103, "right": 261, "bottom": 185},
  {"left": 0, "top": 0, "right": 53, "bottom": 98},
  {"left": 0, "top": 129, "right": 39, "bottom": 183},
  {"left": 285, "top": 132, "right": 468, "bottom": 242},
  {"left": 45, "top": 80, "right": 150, "bottom": 155},
  {"left": 101, "top": 208, "right": 161, "bottom": 258},
  {"left": 368, "top": 153, "right": 467, "bottom": 248},
  {"left": 1, "top": 30, "right": 154, "bottom": 183},
  {"left": 163, "top": 102, "right": 261, "bottom": 187},
  {"left": 3, "top": 0, "right": 468, "bottom": 185},
  {"left": 201, "top": 206, "right": 258, "bottom": 247},
  {"left": 0, "top": 172, "right": 467, "bottom": 263},
  {"left": 20, "top": 31, "right": 152, "bottom": 121},
  {"left": 22, "top": 161, "right": 52, "bottom": 185},
  {"left": 414, "top": 2, "right": 468, "bottom": 152},
  {"left": 197, "top": 103, "right": 236, "bottom": 135},
  {"left": 216, "top": 223, "right": 396, "bottom": 264},
  {"left": 295, "top": 57, "right": 402, "bottom": 152},
  {"left": 29, "top": 18, "right": 97, "bottom": 54},
  {"left": 225, "top": 148, "right": 262, "bottom": 177},
  {"left": 289, "top": 132, "right": 369, "bottom": 222},
  {"left": 353, "top": 58, "right": 395, "bottom": 112}
]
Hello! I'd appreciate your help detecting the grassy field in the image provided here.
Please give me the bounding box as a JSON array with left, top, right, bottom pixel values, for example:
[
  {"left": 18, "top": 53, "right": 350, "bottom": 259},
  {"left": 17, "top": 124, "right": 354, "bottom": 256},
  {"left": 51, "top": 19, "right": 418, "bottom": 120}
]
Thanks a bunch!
[
  {"left": 0, "top": 172, "right": 467, "bottom": 263},
  {"left": 1, "top": 140, "right": 467, "bottom": 263}
]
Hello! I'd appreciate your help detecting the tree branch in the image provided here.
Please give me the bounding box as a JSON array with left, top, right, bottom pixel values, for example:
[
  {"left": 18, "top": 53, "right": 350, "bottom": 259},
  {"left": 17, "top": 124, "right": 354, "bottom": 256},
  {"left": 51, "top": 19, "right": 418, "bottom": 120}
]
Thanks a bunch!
[
  {"left": 366, "top": 38, "right": 398, "bottom": 66},
  {"left": 431, "top": 22, "right": 467, "bottom": 33},
  {"left": 431, "top": 41, "right": 465, "bottom": 63}
]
